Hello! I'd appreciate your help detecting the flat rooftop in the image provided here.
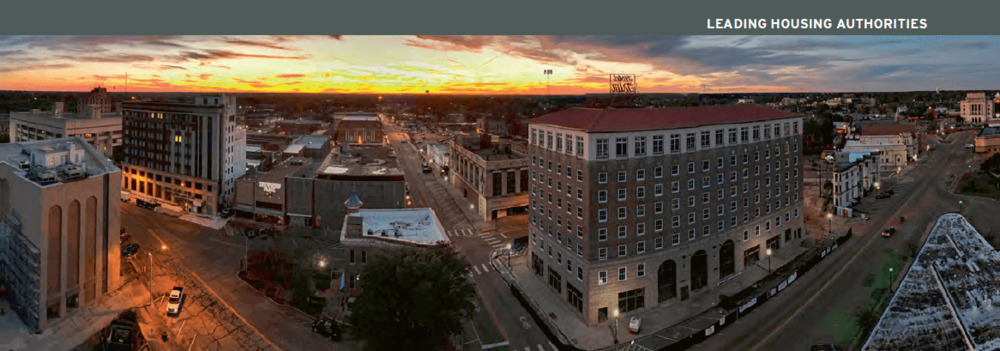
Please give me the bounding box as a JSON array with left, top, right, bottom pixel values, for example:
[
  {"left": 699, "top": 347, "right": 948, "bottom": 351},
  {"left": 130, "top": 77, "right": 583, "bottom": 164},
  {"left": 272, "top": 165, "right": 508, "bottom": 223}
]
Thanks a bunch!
[
  {"left": 297, "top": 145, "right": 402, "bottom": 179},
  {"left": 978, "top": 126, "right": 1000, "bottom": 137},
  {"left": 529, "top": 105, "right": 801, "bottom": 133},
  {"left": 0, "top": 138, "right": 119, "bottom": 186},
  {"left": 347, "top": 208, "right": 447, "bottom": 246}
]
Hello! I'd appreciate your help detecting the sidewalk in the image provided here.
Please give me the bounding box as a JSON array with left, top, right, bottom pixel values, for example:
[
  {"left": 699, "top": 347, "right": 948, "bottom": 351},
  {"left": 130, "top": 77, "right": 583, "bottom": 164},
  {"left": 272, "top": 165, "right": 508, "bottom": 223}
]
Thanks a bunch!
[
  {"left": 495, "top": 244, "right": 806, "bottom": 350},
  {"left": 0, "top": 278, "right": 149, "bottom": 351}
]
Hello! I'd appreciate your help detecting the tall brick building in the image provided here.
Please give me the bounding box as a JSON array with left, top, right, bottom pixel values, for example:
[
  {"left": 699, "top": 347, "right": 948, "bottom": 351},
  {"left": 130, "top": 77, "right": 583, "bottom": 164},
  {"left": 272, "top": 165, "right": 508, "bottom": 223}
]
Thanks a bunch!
[{"left": 525, "top": 105, "right": 805, "bottom": 326}]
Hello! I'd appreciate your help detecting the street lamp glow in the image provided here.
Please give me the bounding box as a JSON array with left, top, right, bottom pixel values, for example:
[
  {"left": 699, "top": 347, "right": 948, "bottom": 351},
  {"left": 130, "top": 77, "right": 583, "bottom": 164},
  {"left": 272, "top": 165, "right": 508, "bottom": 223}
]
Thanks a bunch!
[
  {"left": 826, "top": 213, "right": 833, "bottom": 219},
  {"left": 766, "top": 248, "right": 772, "bottom": 256},
  {"left": 613, "top": 308, "right": 619, "bottom": 318},
  {"left": 160, "top": 244, "right": 167, "bottom": 251}
]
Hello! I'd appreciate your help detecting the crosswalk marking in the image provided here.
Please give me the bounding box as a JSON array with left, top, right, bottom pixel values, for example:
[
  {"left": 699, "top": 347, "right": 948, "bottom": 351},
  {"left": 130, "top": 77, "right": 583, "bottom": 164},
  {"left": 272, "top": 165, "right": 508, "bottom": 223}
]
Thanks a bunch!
[
  {"left": 468, "top": 270, "right": 473, "bottom": 277},
  {"left": 491, "top": 243, "right": 506, "bottom": 249},
  {"left": 472, "top": 265, "right": 481, "bottom": 275},
  {"left": 538, "top": 345, "right": 545, "bottom": 351},
  {"left": 549, "top": 342, "right": 557, "bottom": 350},
  {"left": 481, "top": 263, "right": 489, "bottom": 273},
  {"left": 524, "top": 347, "right": 531, "bottom": 351},
  {"left": 484, "top": 237, "right": 501, "bottom": 244}
]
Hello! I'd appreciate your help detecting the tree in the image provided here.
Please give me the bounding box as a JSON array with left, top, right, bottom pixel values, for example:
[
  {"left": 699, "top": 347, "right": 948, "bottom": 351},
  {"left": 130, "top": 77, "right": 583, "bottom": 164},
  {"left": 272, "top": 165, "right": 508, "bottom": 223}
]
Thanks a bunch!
[
  {"left": 347, "top": 246, "right": 476, "bottom": 351},
  {"left": 981, "top": 154, "right": 1000, "bottom": 189}
]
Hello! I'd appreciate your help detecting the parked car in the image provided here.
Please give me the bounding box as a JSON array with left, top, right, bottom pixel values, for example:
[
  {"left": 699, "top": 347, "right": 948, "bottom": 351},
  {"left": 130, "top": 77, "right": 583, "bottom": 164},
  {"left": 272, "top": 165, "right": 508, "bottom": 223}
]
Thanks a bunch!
[
  {"left": 881, "top": 227, "right": 896, "bottom": 237},
  {"left": 120, "top": 227, "right": 131, "bottom": 243},
  {"left": 166, "top": 287, "right": 184, "bottom": 316},
  {"left": 965, "top": 143, "right": 975, "bottom": 149},
  {"left": 311, "top": 317, "right": 342, "bottom": 341},
  {"left": 422, "top": 165, "right": 431, "bottom": 173},
  {"left": 121, "top": 243, "right": 140, "bottom": 258}
]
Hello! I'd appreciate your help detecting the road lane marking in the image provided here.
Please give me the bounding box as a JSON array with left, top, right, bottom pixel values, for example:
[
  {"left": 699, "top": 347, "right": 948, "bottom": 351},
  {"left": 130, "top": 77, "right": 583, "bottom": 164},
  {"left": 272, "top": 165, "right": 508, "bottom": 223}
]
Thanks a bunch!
[
  {"left": 549, "top": 342, "right": 558, "bottom": 351},
  {"left": 190, "top": 272, "right": 282, "bottom": 351},
  {"left": 481, "top": 263, "right": 489, "bottom": 273},
  {"left": 473, "top": 266, "right": 481, "bottom": 275},
  {"left": 537, "top": 344, "right": 545, "bottom": 351}
]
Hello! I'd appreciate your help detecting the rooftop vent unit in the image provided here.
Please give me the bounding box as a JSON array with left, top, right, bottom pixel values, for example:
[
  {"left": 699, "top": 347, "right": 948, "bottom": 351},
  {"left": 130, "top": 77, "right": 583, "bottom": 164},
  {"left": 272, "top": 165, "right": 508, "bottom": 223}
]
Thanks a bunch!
[
  {"left": 39, "top": 171, "right": 57, "bottom": 184},
  {"left": 366, "top": 229, "right": 374, "bottom": 235},
  {"left": 62, "top": 165, "right": 84, "bottom": 179},
  {"left": 380, "top": 229, "right": 387, "bottom": 237},
  {"left": 19, "top": 161, "right": 30, "bottom": 171}
]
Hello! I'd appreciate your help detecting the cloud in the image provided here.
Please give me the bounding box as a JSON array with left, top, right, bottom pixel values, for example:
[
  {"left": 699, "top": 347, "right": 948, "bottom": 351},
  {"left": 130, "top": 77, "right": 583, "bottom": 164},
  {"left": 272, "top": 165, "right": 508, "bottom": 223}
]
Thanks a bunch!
[
  {"left": 222, "top": 37, "right": 296, "bottom": 51},
  {"left": 70, "top": 54, "right": 156, "bottom": 63},
  {"left": 276, "top": 74, "right": 305, "bottom": 78},
  {"left": 0, "top": 63, "right": 74, "bottom": 73},
  {"left": 176, "top": 49, "right": 310, "bottom": 62}
]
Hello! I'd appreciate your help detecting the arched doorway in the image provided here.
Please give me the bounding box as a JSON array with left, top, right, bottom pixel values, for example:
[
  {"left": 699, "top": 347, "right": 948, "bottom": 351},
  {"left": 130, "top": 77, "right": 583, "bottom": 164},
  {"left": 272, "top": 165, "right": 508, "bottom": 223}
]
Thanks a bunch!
[
  {"left": 657, "top": 260, "right": 676, "bottom": 302},
  {"left": 691, "top": 250, "right": 708, "bottom": 291},
  {"left": 719, "top": 240, "right": 735, "bottom": 278}
]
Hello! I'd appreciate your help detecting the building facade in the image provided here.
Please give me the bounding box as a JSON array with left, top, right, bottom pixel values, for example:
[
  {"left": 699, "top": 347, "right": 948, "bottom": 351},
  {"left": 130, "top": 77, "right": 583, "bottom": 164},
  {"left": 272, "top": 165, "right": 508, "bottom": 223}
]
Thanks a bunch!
[
  {"left": 961, "top": 92, "right": 995, "bottom": 124},
  {"left": 333, "top": 115, "right": 384, "bottom": 145},
  {"left": 449, "top": 135, "right": 530, "bottom": 220},
  {"left": 974, "top": 125, "right": 1000, "bottom": 159},
  {"left": 120, "top": 95, "right": 247, "bottom": 215},
  {"left": 10, "top": 101, "right": 123, "bottom": 157},
  {"left": 0, "top": 138, "right": 122, "bottom": 331},
  {"left": 526, "top": 105, "right": 805, "bottom": 326},
  {"left": 831, "top": 150, "right": 882, "bottom": 217}
]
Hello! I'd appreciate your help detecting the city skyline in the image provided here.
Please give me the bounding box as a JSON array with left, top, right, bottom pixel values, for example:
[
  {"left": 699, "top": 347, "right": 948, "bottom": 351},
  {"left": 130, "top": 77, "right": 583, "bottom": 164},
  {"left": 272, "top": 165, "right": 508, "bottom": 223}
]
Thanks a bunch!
[{"left": 3, "top": 35, "right": 1000, "bottom": 94}]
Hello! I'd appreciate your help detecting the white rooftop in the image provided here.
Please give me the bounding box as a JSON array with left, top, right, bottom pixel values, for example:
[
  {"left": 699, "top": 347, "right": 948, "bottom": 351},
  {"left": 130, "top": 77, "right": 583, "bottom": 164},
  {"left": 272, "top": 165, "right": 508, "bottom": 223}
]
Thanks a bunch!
[{"left": 350, "top": 208, "right": 447, "bottom": 246}]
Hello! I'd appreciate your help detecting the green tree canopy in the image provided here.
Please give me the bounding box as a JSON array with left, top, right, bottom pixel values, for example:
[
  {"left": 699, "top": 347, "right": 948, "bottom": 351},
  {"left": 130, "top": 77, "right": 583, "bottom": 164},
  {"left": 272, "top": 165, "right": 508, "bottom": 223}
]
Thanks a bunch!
[
  {"left": 982, "top": 154, "right": 1000, "bottom": 177},
  {"left": 347, "top": 246, "right": 476, "bottom": 351}
]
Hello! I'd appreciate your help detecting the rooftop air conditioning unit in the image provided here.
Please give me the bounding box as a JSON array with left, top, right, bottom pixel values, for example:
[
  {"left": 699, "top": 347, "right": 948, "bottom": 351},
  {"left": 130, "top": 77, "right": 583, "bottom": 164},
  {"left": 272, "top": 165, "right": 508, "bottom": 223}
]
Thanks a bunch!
[
  {"left": 39, "top": 171, "right": 56, "bottom": 183},
  {"left": 19, "top": 161, "right": 30, "bottom": 171}
]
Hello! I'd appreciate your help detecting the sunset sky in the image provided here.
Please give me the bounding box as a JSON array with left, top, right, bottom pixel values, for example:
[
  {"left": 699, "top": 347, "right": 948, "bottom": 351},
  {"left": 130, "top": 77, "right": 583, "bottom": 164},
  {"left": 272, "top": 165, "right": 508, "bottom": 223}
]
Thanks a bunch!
[{"left": 1, "top": 35, "right": 999, "bottom": 94}]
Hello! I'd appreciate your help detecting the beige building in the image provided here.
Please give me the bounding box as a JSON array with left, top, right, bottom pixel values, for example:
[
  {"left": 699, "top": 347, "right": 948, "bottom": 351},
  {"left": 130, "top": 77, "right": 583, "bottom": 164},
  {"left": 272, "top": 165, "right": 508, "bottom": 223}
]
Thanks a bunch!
[
  {"left": 526, "top": 105, "right": 805, "bottom": 326},
  {"left": 10, "top": 101, "right": 123, "bottom": 157},
  {"left": 0, "top": 138, "right": 122, "bottom": 331},
  {"left": 449, "top": 134, "right": 530, "bottom": 220},
  {"left": 120, "top": 95, "right": 247, "bottom": 215},
  {"left": 830, "top": 150, "right": 882, "bottom": 217},
  {"left": 845, "top": 124, "right": 917, "bottom": 173},
  {"left": 974, "top": 125, "right": 1000, "bottom": 159},
  {"left": 961, "top": 92, "right": 995, "bottom": 124}
]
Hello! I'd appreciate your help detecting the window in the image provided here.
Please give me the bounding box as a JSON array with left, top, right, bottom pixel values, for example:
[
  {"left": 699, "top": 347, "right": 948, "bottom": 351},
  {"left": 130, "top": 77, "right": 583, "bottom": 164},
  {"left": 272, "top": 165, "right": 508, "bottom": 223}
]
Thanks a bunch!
[
  {"left": 688, "top": 228, "right": 696, "bottom": 241},
  {"left": 618, "top": 226, "right": 628, "bottom": 238},
  {"left": 672, "top": 231, "right": 680, "bottom": 244},
  {"left": 652, "top": 135, "right": 664, "bottom": 154},
  {"left": 655, "top": 219, "right": 663, "bottom": 232},
  {"left": 599, "top": 271, "right": 608, "bottom": 285},
  {"left": 618, "top": 245, "right": 627, "bottom": 258},
  {"left": 688, "top": 179, "right": 695, "bottom": 190},
  {"left": 670, "top": 134, "right": 680, "bottom": 152},
  {"left": 576, "top": 137, "right": 584, "bottom": 156},
  {"left": 671, "top": 165, "right": 679, "bottom": 175},
  {"left": 688, "top": 213, "right": 696, "bottom": 224},
  {"left": 729, "top": 128, "right": 738, "bottom": 144},
  {"left": 752, "top": 126, "right": 760, "bottom": 141},
  {"left": 701, "top": 131, "right": 711, "bottom": 148},
  {"left": 637, "top": 222, "right": 646, "bottom": 235},
  {"left": 577, "top": 189, "right": 583, "bottom": 201},
  {"left": 702, "top": 160, "right": 710, "bottom": 172},
  {"left": 556, "top": 133, "right": 563, "bottom": 151},
  {"left": 636, "top": 186, "right": 645, "bottom": 199},
  {"left": 637, "top": 205, "right": 646, "bottom": 218},
  {"left": 688, "top": 162, "right": 695, "bottom": 174},
  {"left": 686, "top": 133, "right": 696, "bottom": 150},
  {"left": 655, "top": 183, "right": 664, "bottom": 197},
  {"left": 598, "top": 172, "right": 608, "bottom": 184},
  {"left": 740, "top": 127, "right": 749, "bottom": 142},
  {"left": 672, "top": 198, "right": 681, "bottom": 210},
  {"left": 618, "top": 207, "right": 627, "bottom": 220},
  {"left": 655, "top": 237, "right": 663, "bottom": 249},
  {"left": 637, "top": 242, "right": 646, "bottom": 255},
  {"left": 616, "top": 138, "right": 628, "bottom": 157},
  {"left": 655, "top": 201, "right": 663, "bottom": 214},
  {"left": 618, "top": 267, "right": 627, "bottom": 280},
  {"left": 577, "top": 170, "right": 583, "bottom": 181},
  {"left": 618, "top": 171, "right": 627, "bottom": 183},
  {"left": 655, "top": 166, "right": 663, "bottom": 178},
  {"left": 599, "top": 248, "right": 608, "bottom": 260},
  {"left": 688, "top": 196, "right": 696, "bottom": 207},
  {"left": 598, "top": 209, "right": 608, "bottom": 222},
  {"left": 617, "top": 189, "right": 626, "bottom": 201},
  {"left": 598, "top": 228, "right": 608, "bottom": 241},
  {"left": 672, "top": 215, "right": 680, "bottom": 227},
  {"left": 716, "top": 130, "right": 724, "bottom": 145},
  {"left": 547, "top": 132, "right": 553, "bottom": 149},
  {"left": 598, "top": 190, "right": 608, "bottom": 203},
  {"left": 634, "top": 136, "right": 646, "bottom": 156},
  {"left": 671, "top": 181, "right": 679, "bottom": 193},
  {"left": 636, "top": 169, "right": 646, "bottom": 181},
  {"left": 565, "top": 135, "right": 573, "bottom": 154},
  {"left": 597, "top": 139, "right": 609, "bottom": 158}
]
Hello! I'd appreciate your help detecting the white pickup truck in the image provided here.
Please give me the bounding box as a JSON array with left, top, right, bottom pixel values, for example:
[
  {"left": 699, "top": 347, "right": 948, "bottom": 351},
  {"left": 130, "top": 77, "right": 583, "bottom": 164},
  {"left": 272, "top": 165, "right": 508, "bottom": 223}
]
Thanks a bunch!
[{"left": 167, "top": 287, "right": 184, "bottom": 316}]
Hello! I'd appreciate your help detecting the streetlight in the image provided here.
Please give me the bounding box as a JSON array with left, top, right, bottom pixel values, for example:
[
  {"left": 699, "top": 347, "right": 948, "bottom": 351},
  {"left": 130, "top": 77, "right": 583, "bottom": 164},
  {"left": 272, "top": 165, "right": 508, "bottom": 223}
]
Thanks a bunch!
[
  {"left": 612, "top": 308, "right": 619, "bottom": 344},
  {"left": 766, "top": 248, "right": 772, "bottom": 273},
  {"left": 147, "top": 252, "right": 154, "bottom": 307},
  {"left": 888, "top": 267, "right": 895, "bottom": 293},
  {"left": 505, "top": 243, "right": 512, "bottom": 269},
  {"left": 826, "top": 213, "right": 833, "bottom": 236},
  {"left": 875, "top": 182, "right": 880, "bottom": 197},
  {"left": 959, "top": 199, "right": 965, "bottom": 213}
]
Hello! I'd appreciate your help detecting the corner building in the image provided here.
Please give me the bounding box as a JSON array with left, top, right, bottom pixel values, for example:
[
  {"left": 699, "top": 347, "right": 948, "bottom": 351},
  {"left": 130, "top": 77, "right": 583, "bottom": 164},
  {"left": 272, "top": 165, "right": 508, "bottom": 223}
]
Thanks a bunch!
[{"left": 526, "top": 105, "right": 805, "bottom": 326}]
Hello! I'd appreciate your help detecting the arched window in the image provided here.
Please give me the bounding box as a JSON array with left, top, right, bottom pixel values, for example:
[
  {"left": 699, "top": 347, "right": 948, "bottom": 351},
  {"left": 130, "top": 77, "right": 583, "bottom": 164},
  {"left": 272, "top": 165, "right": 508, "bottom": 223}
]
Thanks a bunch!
[
  {"left": 657, "top": 260, "right": 676, "bottom": 302},
  {"left": 691, "top": 250, "right": 708, "bottom": 291}
]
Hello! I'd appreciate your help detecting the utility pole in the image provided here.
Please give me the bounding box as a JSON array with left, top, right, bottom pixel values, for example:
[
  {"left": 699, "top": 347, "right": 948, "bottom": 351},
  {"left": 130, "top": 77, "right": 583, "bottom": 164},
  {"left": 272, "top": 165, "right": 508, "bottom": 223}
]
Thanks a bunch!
[
  {"left": 148, "top": 252, "right": 153, "bottom": 306},
  {"left": 543, "top": 69, "right": 553, "bottom": 96}
]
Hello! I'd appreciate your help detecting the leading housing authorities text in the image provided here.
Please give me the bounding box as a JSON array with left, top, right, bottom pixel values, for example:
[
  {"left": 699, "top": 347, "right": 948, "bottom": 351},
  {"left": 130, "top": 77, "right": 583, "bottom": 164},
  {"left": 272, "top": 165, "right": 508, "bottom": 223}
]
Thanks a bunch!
[{"left": 707, "top": 18, "right": 928, "bottom": 30}]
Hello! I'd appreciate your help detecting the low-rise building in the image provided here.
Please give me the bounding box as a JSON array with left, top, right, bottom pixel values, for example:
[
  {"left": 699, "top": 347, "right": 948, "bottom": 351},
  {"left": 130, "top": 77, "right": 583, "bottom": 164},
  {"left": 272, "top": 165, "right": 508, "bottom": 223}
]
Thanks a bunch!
[
  {"left": 844, "top": 124, "right": 917, "bottom": 173},
  {"left": 10, "top": 99, "right": 123, "bottom": 157},
  {"left": 276, "top": 119, "right": 326, "bottom": 135},
  {"left": 332, "top": 114, "right": 384, "bottom": 146},
  {"left": 338, "top": 208, "right": 448, "bottom": 295},
  {"left": 974, "top": 124, "right": 1000, "bottom": 159},
  {"left": 830, "top": 149, "right": 882, "bottom": 217},
  {"left": 426, "top": 143, "right": 450, "bottom": 170},
  {"left": 449, "top": 134, "right": 529, "bottom": 220},
  {"left": 0, "top": 138, "right": 122, "bottom": 331}
]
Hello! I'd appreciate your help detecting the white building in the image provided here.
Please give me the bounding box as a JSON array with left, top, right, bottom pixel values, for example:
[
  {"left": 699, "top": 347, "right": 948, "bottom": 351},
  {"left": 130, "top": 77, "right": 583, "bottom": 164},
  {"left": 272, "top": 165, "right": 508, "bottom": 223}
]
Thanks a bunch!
[
  {"left": 830, "top": 149, "right": 882, "bottom": 217},
  {"left": 844, "top": 124, "right": 917, "bottom": 173},
  {"left": 426, "top": 143, "right": 450, "bottom": 169},
  {"left": 10, "top": 101, "right": 123, "bottom": 157},
  {"left": 120, "top": 95, "right": 247, "bottom": 215}
]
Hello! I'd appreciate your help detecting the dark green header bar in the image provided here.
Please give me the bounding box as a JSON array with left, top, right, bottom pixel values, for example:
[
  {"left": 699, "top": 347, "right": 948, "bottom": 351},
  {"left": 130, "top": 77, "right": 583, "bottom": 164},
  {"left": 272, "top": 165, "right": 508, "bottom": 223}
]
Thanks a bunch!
[{"left": 0, "top": 0, "right": 995, "bottom": 34}]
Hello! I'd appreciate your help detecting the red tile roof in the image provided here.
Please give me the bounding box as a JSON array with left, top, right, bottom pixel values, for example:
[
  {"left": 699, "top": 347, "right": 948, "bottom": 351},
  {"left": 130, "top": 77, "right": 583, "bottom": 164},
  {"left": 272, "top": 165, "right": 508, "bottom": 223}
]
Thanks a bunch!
[
  {"left": 528, "top": 105, "right": 802, "bottom": 133},
  {"left": 860, "top": 124, "right": 916, "bottom": 136}
]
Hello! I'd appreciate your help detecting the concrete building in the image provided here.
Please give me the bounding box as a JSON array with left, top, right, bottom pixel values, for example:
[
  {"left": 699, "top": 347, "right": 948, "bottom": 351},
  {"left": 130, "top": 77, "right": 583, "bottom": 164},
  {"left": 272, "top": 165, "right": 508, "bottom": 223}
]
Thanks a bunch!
[
  {"left": 830, "top": 150, "right": 882, "bottom": 217},
  {"left": 120, "top": 95, "right": 247, "bottom": 215},
  {"left": 332, "top": 115, "right": 384, "bottom": 145},
  {"left": 426, "top": 143, "right": 450, "bottom": 170},
  {"left": 0, "top": 138, "right": 122, "bottom": 331},
  {"left": 526, "top": 105, "right": 805, "bottom": 326},
  {"left": 974, "top": 124, "right": 1000, "bottom": 159},
  {"left": 234, "top": 144, "right": 405, "bottom": 230},
  {"left": 449, "top": 134, "right": 530, "bottom": 220},
  {"left": 338, "top": 208, "right": 448, "bottom": 295},
  {"left": 845, "top": 124, "right": 917, "bottom": 173},
  {"left": 275, "top": 119, "right": 325, "bottom": 135},
  {"left": 10, "top": 98, "right": 123, "bottom": 157},
  {"left": 961, "top": 92, "right": 995, "bottom": 124}
]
